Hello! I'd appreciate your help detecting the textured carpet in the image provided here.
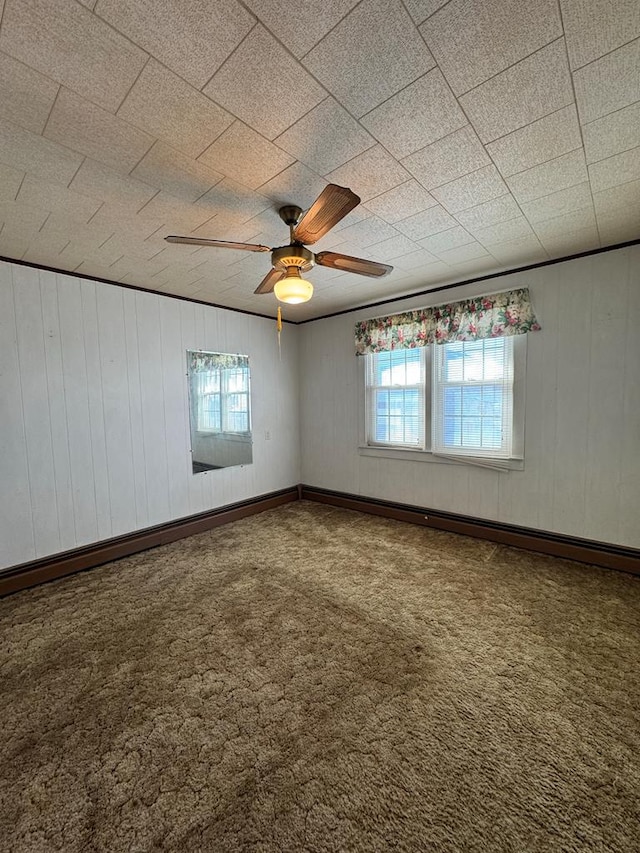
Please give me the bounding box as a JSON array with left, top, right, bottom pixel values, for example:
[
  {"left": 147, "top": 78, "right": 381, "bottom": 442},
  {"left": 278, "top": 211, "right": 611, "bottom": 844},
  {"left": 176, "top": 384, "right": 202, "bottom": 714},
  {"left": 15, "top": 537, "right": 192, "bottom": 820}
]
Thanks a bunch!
[{"left": 1, "top": 501, "right": 638, "bottom": 853}]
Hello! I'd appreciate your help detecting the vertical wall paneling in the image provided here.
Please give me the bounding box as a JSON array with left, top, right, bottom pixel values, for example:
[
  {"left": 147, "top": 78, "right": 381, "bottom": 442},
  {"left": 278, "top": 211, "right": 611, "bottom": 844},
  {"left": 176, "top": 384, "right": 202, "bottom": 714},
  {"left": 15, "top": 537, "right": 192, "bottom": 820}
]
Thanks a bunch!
[
  {"left": 41, "top": 271, "right": 77, "bottom": 550},
  {"left": 12, "top": 265, "right": 60, "bottom": 556},
  {"left": 80, "top": 280, "right": 113, "bottom": 542},
  {"left": 619, "top": 254, "right": 640, "bottom": 544},
  {"left": 57, "top": 274, "right": 99, "bottom": 546},
  {"left": 122, "top": 289, "right": 150, "bottom": 531},
  {"left": 0, "top": 265, "right": 35, "bottom": 565},
  {"left": 135, "top": 290, "right": 171, "bottom": 527},
  {"left": 160, "top": 297, "right": 190, "bottom": 521}
]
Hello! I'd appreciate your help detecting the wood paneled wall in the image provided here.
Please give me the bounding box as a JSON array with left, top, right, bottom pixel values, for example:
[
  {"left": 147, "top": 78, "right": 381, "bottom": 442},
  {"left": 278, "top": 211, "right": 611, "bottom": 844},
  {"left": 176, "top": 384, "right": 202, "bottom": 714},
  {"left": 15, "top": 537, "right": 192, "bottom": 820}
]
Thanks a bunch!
[
  {"left": 299, "top": 245, "right": 640, "bottom": 549},
  {"left": 0, "top": 261, "right": 300, "bottom": 570}
]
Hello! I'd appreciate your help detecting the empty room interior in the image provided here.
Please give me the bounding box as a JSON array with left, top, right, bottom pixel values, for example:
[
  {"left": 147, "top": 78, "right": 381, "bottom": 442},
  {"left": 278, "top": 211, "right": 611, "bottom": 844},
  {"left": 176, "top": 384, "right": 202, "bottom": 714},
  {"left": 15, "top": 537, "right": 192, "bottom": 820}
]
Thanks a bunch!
[{"left": 0, "top": 1, "right": 639, "bottom": 850}]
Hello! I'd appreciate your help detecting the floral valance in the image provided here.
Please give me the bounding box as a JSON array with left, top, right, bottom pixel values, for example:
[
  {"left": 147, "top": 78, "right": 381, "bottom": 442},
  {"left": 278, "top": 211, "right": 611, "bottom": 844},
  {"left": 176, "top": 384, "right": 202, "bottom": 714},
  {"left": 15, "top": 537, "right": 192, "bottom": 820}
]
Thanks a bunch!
[
  {"left": 188, "top": 351, "right": 248, "bottom": 372},
  {"left": 355, "top": 287, "right": 541, "bottom": 356}
]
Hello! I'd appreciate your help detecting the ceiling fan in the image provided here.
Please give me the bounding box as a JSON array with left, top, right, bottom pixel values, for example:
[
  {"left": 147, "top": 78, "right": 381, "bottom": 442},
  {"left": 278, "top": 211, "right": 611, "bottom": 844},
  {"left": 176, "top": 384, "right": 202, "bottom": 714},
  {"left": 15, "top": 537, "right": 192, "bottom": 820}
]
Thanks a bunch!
[{"left": 165, "top": 184, "right": 393, "bottom": 304}]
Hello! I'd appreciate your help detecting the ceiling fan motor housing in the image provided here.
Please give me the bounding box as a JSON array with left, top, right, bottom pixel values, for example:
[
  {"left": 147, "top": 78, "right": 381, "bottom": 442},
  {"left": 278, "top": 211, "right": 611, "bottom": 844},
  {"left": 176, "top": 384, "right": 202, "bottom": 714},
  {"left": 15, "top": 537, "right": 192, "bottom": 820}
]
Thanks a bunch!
[{"left": 271, "top": 244, "right": 314, "bottom": 272}]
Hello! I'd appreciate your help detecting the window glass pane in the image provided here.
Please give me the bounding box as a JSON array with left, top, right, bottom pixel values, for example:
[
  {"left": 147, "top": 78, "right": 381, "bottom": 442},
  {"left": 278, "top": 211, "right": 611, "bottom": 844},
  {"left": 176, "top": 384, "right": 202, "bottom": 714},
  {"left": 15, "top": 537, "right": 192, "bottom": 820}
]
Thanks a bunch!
[
  {"left": 366, "top": 350, "right": 425, "bottom": 447},
  {"left": 376, "top": 417, "right": 389, "bottom": 442},
  {"left": 482, "top": 418, "right": 503, "bottom": 448},
  {"left": 461, "top": 386, "right": 482, "bottom": 416},
  {"left": 443, "top": 343, "right": 463, "bottom": 381},
  {"left": 462, "top": 417, "right": 482, "bottom": 446},
  {"left": 444, "top": 417, "right": 461, "bottom": 446}
]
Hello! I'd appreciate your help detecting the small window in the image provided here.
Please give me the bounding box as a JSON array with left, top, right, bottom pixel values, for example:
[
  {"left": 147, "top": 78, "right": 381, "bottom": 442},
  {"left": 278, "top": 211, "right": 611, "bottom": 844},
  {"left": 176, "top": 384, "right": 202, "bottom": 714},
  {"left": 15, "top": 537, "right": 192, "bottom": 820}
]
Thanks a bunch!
[
  {"left": 365, "top": 348, "right": 426, "bottom": 448},
  {"left": 194, "top": 363, "right": 250, "bottom": 434},
  {"left": 432, "top": 337, "right": 514, "bottom": 459}
]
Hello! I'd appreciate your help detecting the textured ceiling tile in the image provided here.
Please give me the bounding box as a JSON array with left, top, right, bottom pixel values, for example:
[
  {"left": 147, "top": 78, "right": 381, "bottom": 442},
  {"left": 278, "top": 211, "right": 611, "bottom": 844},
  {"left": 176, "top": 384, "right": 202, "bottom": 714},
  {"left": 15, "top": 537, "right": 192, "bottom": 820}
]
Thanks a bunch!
[
  {"left": 0, "top": 161, "right": 24, "bottom": 201},
  {"left": 136, "top": 192, "right": 215, "bottom": 234},
  {"left": 95, "top": 0, "right": 255, "bottom": 89},
  {"left": 583, "top": 102, "right": 640, "bottom": 164},
  {"left": 86, "top": 203, "right": 165, "bottom": 239},
  {"left": 574, "top": 38, "right": 640, "bottom": 124},
  {"left": 16, "top": 174, "right": 101, "bottom": 222},
  {"left": 365, "top": 181, "right": 437, "bottom": 223},
  {"left": 460, "top": 40, "right": 573, "bottom": 143},
  {"left": 194, "top": 178, "right": 271, "bottom": 222},
  {"left": 454, "top": 194, "right": 522, "bottom": 230},
  {"left": 506, "top": 149, "right": 588, "bottom": 204},
  {"left": 450, "top": 256, "right": 499, "bottom": 276},
  {"left": 394, "top": 205, "right": 458, "bottom": 240},
  {"left": 360, "top": 69, "right": 466, "bottom": 159},
  {"left": 326, "top": 145, "right": 411, "bottom": 201},
  {"left": 0, "top": 118, "right": 82, "bottom": 185},
  {"left": 393, "top": 247, "right": 440, "bottom": 269},
  {"left": 275, "top": 98, "right": 375, "bottom": 175},
  {"left": 420, "top": 0, "right": 561, "bottom": 95},
  {"left": 431, "top": 164, "right": 508, "bottom": 213},
  {"left": 489, "top": 235, "right": 547, "bottom": 263},
  {"left": 117, "top": 60, "right": 233, "bottom": 159},
  {"left": 402, "top": 125, "right": 490, "bottom": 189},
  {"left": 403, "top": 0, "right": 450, "bottom": 25},
  {"left": 332, "top": 216, "right": 399, "bottom": 249},
  {"left": 561, "top": 0, "right": 640, "bottom": 69},
  {"left": 472, "top": 216, "right": 535, "bottom": 245},
  {"left": 417, "top": 226, "right": 476, "bottom": 253},
  {"left": 538, "top": 225, "right": 599, "bottom": 255},
  {"left": 69, "top": 159, "right": 157, "bottom": 212},
  {"left": 241, "top": 0, "right": 359, "bottom": 58},
  {"left": 366, "top": 234, "right": 421, "bottom": 261},
  {"left": 0, "top": 0, "right": 147, "bottom": 112},
  {"left": 257, "top": 161, "right": 328, "bottom": 210},
  {"left": 204, "top": 27, "right": 326, "bottom": 140},
  {"left": 131, "top": 142, "right": 223, "bottom": 204},
  {"left": 487, "top": 105, "right": 581, "bottom": 178},
  {"left": 593, "top": 179, "right": 640, "bottom": 217},
  {"left": 532, "top": 206, "right": 597, "bottom": 241},
  {"left": 588, "top": 146, "right": 640, "bottom": 193},
  {"left": 197, "top": 122, "right": 294, "bottom": 191},
  {"left": 435, "top": 241, "right": 491, "bottom": 264},
  {"left": 520, "top": 182, "right": 593, "bottom": 223},
  {"left": 0, "top": 199, "right": 49, "bottom": 232},
  {"left": 44, "top": 88, "right": 154, "bottom": 173},
  {"left": 0, "top": 50, "right": 59, "bottom": 134},
  {"left": 598, "top": 213, "right": 640, "bottom": 247},
  {"left": 303, "top": 0, "right": 435, "bottom": 117}
]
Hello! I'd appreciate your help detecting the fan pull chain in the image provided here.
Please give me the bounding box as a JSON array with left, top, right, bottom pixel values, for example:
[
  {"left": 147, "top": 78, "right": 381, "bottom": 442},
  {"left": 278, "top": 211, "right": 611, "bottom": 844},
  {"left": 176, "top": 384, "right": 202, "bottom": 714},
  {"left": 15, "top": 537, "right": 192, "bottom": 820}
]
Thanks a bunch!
[{"left": 277, "top": 306, "right": 282, "bottom": 361}]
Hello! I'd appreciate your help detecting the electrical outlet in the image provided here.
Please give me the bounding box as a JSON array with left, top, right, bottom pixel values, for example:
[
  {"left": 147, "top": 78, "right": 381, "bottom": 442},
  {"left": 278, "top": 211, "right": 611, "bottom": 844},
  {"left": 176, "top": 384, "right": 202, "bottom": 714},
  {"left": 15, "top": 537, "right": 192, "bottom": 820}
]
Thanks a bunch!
[{"left": 264, "top": 430, "right": 271, "bottom": 441}]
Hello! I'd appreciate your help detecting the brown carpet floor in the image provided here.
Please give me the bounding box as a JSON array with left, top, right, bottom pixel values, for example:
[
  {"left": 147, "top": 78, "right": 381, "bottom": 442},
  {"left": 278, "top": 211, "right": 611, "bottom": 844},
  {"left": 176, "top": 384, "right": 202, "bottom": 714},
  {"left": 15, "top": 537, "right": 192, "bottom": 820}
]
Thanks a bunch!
[{"left": 1, "top": 501, "right": 638, "bottom": 852}]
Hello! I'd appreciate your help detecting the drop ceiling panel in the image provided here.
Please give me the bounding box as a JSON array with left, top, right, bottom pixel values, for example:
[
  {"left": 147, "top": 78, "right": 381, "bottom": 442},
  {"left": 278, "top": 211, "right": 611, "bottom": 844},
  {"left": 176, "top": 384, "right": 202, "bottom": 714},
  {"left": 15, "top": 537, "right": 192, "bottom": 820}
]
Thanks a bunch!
[
  {"left": 94, "top": 0, "right": 255, "bottom": 88},
  {"left": 203, "top": 25, "right": 326, "bottom": 140},
  {"left": 0, "top": 0, "right": 636, "bottom": 319},
  {"left": 360, "top": 69, "right": 466, "bottom": 159},
  {"left": 573, "top": 38, "right": 640, "bottom": 124},
  {"left": 0, "top": 50, "right": 59, "bottom": 134},
  {"left": 561, "top": 0, "right": 640, "bottom": 70},
  {"left": 303, "top": 0, "right": 435, "bottom": 117},
  {"left": 506, "top": 149, "right": 588, "bottom": 204},
  {"left": 420, "top": 0, "right": 562, "bottom": 95},
  {"left": 486, "top": 105, "right": 582, "bottom": 177},
  {"left": 582, "top": 102, "right": 640, "bottom": 164},
  {"left": 460, "top": 40, "right": 573, "bottom": 142},
  {"left": 275, "top": 98, "right": 375, "bottom": 175},
  {"left": 0, "top": 0, "right": 147, "bottom": 112},
  {"left": 196, "top": 122, "right": 294, "bottom": 190},
  {"left": 403, "top": 125, "right": 491, "bottom": 189},
  {"left": 117, "top": 60, "right": 234, "bottom": 159},
  {"left": 364, "top": 181, "right": 437, "bottom": 224},
  {"left": 44, "top": 88, "right": 155, "bottom": 173}
]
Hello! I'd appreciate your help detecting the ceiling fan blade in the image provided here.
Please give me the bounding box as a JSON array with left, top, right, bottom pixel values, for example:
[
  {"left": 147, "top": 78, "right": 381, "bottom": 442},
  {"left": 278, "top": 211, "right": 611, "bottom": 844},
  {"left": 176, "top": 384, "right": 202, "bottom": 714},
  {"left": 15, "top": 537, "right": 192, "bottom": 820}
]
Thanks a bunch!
[
  {"left": 254, "top": 268, "right": 284, "bottom": 295},
  {"left": 165, "top": 235, "right": 271, "bottom": 252},
  {"left": 315, "top": 251, "right": 393, "bottom": 278},
  {"left": 293, "top": 184, "right": 360, "bottom": 245}
]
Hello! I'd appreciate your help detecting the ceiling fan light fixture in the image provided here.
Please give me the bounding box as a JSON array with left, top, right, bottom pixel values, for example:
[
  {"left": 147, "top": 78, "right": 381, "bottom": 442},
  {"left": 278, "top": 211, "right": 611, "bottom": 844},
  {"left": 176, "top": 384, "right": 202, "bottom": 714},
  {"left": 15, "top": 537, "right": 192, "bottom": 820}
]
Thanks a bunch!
[{"left": 274, "top": 267, "right": 314, "bottom": 304}]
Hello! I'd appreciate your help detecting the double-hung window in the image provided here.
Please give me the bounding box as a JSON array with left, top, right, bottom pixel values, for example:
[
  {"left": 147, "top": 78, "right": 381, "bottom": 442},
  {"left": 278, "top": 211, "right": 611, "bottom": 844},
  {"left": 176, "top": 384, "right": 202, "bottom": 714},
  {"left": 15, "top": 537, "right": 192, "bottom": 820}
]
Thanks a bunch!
[
  {"left": 195, "top": 365, "right": 250, "bottom": 434},
  {"left": 364, "top": 337, "right": 522, "bottom": 463}
]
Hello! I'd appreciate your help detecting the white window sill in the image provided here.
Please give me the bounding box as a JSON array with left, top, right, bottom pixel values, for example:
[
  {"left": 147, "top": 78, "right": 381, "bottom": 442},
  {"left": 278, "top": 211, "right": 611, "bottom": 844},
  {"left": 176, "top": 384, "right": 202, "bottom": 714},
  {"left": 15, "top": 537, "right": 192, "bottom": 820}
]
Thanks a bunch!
[{"left": 358, "top": 445, "right": 524, "bottom": 472}]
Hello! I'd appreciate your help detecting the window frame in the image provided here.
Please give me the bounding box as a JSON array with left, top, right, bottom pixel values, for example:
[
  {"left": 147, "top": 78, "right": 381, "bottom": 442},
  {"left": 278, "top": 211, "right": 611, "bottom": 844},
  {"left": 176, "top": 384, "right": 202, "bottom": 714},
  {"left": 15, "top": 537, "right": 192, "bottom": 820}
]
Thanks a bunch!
[{"left": 360, "top": 336, "right": 526, "bottom": 470}]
